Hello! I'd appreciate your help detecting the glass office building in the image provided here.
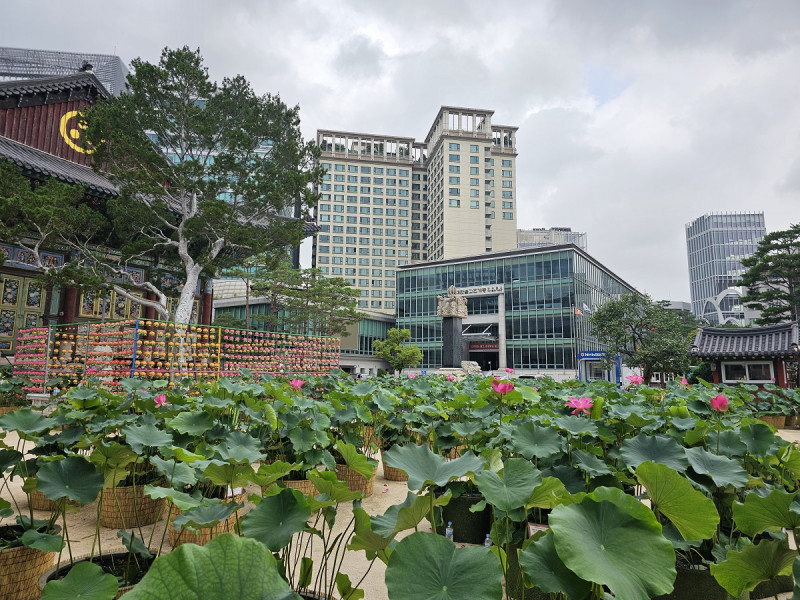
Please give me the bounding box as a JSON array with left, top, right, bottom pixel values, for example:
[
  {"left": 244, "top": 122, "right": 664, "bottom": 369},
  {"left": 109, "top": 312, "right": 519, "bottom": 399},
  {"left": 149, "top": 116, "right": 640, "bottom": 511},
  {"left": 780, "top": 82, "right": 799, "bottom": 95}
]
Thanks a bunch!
[
  {"left": 685, "top": 212, "right": 766, "bottom": 325},
  {"left": 396, "top": 245, "right": 635, "bottom": 374}
]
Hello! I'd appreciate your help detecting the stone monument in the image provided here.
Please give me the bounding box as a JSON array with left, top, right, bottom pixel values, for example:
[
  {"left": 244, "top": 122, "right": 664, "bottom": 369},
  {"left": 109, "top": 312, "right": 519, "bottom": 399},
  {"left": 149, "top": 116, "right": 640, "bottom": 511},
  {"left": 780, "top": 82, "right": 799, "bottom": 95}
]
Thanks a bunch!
[{"left": 438, "top": 286, "right": 467, "bottom": 368}]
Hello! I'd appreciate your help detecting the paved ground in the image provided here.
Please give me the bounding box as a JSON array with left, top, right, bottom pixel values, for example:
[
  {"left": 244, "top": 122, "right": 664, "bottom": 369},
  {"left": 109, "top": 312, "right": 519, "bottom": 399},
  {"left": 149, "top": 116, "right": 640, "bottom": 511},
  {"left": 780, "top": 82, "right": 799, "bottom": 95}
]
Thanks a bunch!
[{"left": 3, "top": 428, "right": 800, "bottom": 599}]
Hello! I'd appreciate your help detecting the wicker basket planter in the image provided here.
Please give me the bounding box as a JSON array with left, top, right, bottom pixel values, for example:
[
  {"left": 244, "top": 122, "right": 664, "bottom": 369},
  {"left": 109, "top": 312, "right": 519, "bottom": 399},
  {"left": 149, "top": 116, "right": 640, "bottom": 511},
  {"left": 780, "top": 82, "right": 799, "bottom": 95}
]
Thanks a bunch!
[
  {"left": 382, "top": 461, "right": 408, "bottom": 482},
  {"left": 168, "top": 491, "right": 247, "bottom": 548},
  {"left": 283, "top": 478, "right": 317, "bottom": 495},
  {"left": 29, "top": 490, "right": 80, "bottom": 513},
  {"left": 335, "top": 464, "right": 376, "bottom": 497},
  {"left": 0, "top": 405, "right": 22, "bottom": 417},
  {"left": 100, "top": 484, "right": 164, "bottom": 529},
  {"left": 758, "top": 415, "right": 785, "bottom": 429},
  {"left": 0, "top": 542, "right": 56, "bottom": 600},
  {"left": 38, "top": 549, "right": 155, "bottom": 599}
]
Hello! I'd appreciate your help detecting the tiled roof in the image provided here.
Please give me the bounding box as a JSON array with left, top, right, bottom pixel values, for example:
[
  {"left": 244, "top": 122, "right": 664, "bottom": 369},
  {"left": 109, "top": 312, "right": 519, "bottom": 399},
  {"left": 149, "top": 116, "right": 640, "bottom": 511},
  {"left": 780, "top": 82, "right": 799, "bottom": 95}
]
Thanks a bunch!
[
  {"left": 690, "top": 322, "right": 800, "bottom": 358},
  {"left": 0, "top": 72, "right": 109, "bottom": 99},
  {"left": 0, "top": 135, "right": 117, "bottom": 196}
]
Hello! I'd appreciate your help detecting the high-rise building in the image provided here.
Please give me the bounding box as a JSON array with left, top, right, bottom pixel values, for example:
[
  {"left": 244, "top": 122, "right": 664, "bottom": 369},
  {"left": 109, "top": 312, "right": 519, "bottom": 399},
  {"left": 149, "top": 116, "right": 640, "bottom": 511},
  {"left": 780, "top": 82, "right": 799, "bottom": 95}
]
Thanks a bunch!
[
  {"left": 0, "top": 47, "right": 128, "bottom": 96},
  {"left": 685, "top": 212, "right": 766, "bottom": 325},
  {"left": 518, "top": 227, "right": 587, "bottom": 251},
  {"left": 314, "top": 106, "right": 518, "bottom": 313}
]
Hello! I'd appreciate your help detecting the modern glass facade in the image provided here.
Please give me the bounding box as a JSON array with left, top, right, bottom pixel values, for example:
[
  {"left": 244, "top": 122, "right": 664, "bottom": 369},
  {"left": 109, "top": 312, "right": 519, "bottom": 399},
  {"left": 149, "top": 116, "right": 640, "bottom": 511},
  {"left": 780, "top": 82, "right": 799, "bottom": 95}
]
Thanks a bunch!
[
  {"left": 396, "top": 246, "right": 635, "bottom": 371},
  {"left": 685, "top": 212, "right": 766, "bottom": 325}
]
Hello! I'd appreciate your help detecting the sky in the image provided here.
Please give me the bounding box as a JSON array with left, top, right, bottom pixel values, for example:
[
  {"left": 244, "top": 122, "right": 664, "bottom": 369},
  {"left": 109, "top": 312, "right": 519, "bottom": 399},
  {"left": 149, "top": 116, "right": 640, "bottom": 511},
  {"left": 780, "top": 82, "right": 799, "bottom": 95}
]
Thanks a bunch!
[{"left": 3, "top": 0, "right": 800, "bottom": 301}]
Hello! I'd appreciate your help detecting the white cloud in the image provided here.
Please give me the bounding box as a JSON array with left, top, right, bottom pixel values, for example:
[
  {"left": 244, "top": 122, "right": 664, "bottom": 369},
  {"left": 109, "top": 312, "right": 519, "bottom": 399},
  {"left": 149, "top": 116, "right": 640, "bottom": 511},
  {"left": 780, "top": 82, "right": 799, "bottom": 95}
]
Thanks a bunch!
[{"left": 2, "top": 0, "right": 799, "bottom": 301}]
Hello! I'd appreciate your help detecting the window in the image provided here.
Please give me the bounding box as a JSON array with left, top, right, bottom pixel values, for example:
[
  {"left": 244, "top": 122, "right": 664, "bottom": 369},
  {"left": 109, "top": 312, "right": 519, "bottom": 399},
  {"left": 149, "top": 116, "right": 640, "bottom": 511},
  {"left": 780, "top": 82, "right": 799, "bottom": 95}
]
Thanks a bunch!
[
  {"left": 449, "top": 176, "right": 460, "bottom": 184},
  {"left": 470, "top": 167, "right": 479, "bottom": 175},
  {"left": 347, "top": 165, "right": 358, "bottom": 172},
  {"left": 449, "top": 188, "right": 460, "bottom": 196},
  {"left": 470, "top": 144, "right": 479, "bottom": 152},
  {"left": 502, "top": 191, "right": 513, "bottom": 198},
  {"left": 449, "top": 143, "right": 460, "bottom": 150},
  {"left": 502, "top": 180, "right": 513, "bottom": 188},
  {"left": 470, "top": 190, "right": 480, "bottom": 197},
  {"left": 449, "top": 199, "right": 461, "bottom": 207},
  {"left": 502, "top": 211, "right": 513, "bottom": 220},
  {"left": 502, "top": 169, "right": 512, "bottom": 177},
  {"left": 361, "top": 166, "right": 371, "bottom": 173},
  {"left": 722, "top": 362, "right": 774, "bottom": 383},
  {"left": 470, "top": 200, "right": 480, "bottom": 208},
  {"left": 334, "top": 164, "right": 345, "bottom": 171},
  {"left": 470, "top": 156, "right": 479, "bottom": 164},
  {"left": 502, "top": 201, "right": 513, "bottom": 209},
  {"left": 449, "top": 154, "right": 460, "bottom": 162},
  {"left": 502, "top": 159, "right": 512, "bottom": 166}
]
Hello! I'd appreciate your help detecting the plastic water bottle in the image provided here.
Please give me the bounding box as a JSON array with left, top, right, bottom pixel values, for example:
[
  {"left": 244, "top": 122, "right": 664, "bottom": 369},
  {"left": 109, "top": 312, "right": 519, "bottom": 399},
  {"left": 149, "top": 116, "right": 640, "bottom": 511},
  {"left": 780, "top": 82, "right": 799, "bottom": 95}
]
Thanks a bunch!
[
  {"left": 445, "top": 521, "right": 453, "bottom": 541},
  {"left": 484, "top": 534, "right": 492, "bottom": 548}
]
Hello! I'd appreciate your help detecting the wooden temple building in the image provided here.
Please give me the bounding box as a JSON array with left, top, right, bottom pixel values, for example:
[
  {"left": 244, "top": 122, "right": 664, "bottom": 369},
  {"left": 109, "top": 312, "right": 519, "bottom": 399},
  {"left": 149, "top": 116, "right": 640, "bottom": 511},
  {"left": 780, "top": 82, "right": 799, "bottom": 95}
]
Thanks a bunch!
[{"left": 689, "top": 322, "right": 799, "bottom": 388}]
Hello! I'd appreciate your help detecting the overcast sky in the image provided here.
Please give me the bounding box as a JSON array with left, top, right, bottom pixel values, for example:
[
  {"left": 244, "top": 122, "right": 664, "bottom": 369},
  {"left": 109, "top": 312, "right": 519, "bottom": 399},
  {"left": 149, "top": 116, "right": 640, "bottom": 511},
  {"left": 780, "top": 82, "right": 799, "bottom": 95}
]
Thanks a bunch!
[{"left": 3, "top": 1, "right": 799, "bottom": 301}]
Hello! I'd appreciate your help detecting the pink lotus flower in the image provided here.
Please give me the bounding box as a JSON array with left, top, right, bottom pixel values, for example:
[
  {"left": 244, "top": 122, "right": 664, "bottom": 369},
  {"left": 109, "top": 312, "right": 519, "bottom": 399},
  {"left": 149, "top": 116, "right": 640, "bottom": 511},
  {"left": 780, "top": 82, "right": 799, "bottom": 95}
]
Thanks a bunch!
[
  {"left": 680, "top": 378, "right": 688, "bottom": 385},
  {"left": 408, "top": 374, "right": 416, "bottom": 379},
  {"left": 566, "top": 396, "right": 594, "bottom": 415},
  {"left": 505, "top": 367, "right": 514, "bottom": 374},
  {"left": 154, "top": 394, "right": 168, "bottom": 408},
  {"left": 710, "top": 394, "right": 729, "bottom": 412},
  {"left": 627, "top": 375, "right": 644, "bottom": 386},
  {"left": 491, "top": 379, "right": 514, "bottom": 395},
  {"left": 290, "top": 379, "right": 304, "bottom": 390},
  {"left": 446, "top": 375, "right": 455, "bottom": 381}
]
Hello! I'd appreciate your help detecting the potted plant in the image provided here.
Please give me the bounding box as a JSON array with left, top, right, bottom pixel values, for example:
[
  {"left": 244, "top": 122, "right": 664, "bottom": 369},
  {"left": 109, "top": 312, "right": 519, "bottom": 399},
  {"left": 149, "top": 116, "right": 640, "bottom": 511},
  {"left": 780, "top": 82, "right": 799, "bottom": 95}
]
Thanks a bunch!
[{"left": 0, "top": 369, "right": 30, "bottom": 416}]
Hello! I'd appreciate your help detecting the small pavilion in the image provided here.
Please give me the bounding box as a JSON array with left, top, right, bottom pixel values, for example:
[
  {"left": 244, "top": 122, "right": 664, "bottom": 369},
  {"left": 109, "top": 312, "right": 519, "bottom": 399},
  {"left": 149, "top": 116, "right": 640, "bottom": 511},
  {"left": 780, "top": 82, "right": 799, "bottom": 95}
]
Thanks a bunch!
[{"left": 689, "top": 322, "right": 799, "bottom": 388}]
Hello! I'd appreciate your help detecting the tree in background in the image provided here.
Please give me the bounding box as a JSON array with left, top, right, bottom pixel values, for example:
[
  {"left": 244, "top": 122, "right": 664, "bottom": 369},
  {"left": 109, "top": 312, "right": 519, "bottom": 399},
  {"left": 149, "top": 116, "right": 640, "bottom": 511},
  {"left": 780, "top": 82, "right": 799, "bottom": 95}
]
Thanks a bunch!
[
  {"left": 740, "top": 223, "right": 800, "bottom": 325},
  {"left": 0, "top": 160, "right": 108, "bottom": 286},
  {"left": 590, "top": 293, "right": 698, "bottom": 383},
  {"left": 372, "top": 328, "right": 423, "bottom": 373},
  {"left": 84, "top": 46, "right": 321, "bottom": 324},
  {"left": 243, "top": 259, "right": 361, "bottom": 338}
]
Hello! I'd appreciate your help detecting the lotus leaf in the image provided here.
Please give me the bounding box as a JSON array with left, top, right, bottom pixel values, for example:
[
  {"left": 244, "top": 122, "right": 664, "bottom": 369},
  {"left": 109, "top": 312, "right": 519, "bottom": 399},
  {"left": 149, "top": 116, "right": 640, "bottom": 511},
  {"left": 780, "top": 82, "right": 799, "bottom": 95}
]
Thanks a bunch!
[
  {"left": 509, "top": 421, "right": 563, "bottom": 460},
  {"left": 125, "top": 533, "right": 300, "bottom": 599},
  {"left": 382, "top": 443, "right": 485, "bottom": 491},
  {"left": 733, "top": 489, "right": 800, "bottom": 536},
  {"left": 619, "top": 434, "right": 688, "bottom": 472},
  {"left": 385, "top": 531, "right": 503, "bottom": 600},
  {"left": 475, "top": 458, "right": 541, "bottom": 517},
  {"left": 37, "top": 455, "right": 103, "bottom": 503},
  {"left": 167, "top": 411, "right": 213, "bottom": 436},
  {"left": 41, "top": 560, "right": 118, "bottom": 600},
  {"left": 549, "top": 487, "right": 676, "bottom": 600},
  {"left": 122, "top": 421, "right": 173, "bottom": 454},
  {"left": 635, "top": 461, "right": 719, "bottom": 541},
  {"left": 710, "top": 539, "right": 796, "bottom": 597},
  {"left": 685, "top": 447, "right": 749, "bottom": 488},
  {"left": 518, "top": 531, "right": 591, "bottom": 600},
  {"left": 241, "top": 488, "right": 311, "bottom": 551}
]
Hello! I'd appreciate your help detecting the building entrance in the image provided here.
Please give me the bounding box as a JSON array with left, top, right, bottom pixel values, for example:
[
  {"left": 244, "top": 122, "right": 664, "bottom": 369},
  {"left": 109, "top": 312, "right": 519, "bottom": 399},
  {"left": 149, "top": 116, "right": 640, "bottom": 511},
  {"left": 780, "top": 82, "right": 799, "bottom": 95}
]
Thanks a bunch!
[{"left": 469, "top": 351, "right": 499, "bottom": 372}]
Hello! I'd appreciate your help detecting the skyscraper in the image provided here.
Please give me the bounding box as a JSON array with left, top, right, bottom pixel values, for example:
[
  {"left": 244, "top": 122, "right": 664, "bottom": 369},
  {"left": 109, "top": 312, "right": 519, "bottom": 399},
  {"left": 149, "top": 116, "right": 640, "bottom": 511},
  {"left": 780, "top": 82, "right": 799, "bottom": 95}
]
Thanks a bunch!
[
  {"left": 685, "top": 212, "right": 766, "bottom": 325},
  {"left": 314, "top": 106, "right": 518, "bottom": 313}
]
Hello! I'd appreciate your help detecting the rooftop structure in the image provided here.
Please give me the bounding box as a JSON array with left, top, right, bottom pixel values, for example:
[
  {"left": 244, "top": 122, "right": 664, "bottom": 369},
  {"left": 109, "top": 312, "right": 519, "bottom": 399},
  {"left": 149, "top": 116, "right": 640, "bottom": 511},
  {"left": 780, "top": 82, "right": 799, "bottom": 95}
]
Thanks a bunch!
[
  {"left": 518, "top": 227, "right": 587, "bottom": 251},
  {"left": 0, "top": 47, "right": 128, "bottom": 96}
]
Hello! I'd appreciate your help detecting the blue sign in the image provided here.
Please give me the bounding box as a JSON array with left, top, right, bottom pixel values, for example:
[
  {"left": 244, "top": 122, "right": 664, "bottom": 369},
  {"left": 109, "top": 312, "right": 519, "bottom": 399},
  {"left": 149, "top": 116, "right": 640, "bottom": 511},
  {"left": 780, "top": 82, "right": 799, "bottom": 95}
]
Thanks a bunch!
[{"left": 578, "top": 351, "right": 608, "bottom": 360}]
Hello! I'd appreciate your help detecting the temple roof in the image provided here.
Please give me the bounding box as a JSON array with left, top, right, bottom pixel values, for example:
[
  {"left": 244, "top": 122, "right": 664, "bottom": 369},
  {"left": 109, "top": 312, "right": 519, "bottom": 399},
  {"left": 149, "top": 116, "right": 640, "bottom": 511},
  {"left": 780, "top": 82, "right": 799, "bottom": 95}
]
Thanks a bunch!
[
  {"left": 0, "top": 72, "right": 109, "bottom": 100},
  {"left": 690, "top": 322, "right": 799, "bottom": 359},
  {"left": 0, "top": 134, "right": 117, "bottom": 196}
]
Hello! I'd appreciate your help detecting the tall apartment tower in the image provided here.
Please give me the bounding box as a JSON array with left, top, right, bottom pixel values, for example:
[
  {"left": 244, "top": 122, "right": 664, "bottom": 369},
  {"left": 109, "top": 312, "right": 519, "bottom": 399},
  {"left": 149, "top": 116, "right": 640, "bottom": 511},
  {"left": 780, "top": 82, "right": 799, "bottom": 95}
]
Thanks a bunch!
[
  {"left": 314, "top": 106, "right": 518, "bottom": 313},
  {"left": 685, "top": 212, "right": 766, "bottom": 325}
]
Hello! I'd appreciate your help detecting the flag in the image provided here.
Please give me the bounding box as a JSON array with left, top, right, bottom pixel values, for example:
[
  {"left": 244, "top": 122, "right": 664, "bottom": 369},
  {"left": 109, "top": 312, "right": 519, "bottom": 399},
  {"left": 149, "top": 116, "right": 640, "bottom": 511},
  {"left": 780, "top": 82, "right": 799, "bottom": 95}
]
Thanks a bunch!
[{"left": 575, "top": 307, "right": 584, "bottom": 316}]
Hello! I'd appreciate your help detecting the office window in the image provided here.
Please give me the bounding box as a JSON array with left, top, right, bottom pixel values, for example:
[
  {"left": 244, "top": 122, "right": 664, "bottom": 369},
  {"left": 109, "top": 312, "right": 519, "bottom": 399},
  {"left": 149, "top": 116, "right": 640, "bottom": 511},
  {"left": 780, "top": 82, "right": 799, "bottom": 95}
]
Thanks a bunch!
[
  {"left": 502, "top": 159, "right": 512, "bottom": 166},
  {"left": 449, "top": 176, "right": 460, "bottom": 184},
  {"left": 502, "top": 169, "right": 512, "bottom": 177},
  {"left": 449, "top": 154, "right": 460, "bottom": 162},
  {"left": 449, "top": 199, "right": 461, "bottom": 207},
  {"left": 470, "top": 200, "right": 480, "bottom": 208},
  {"left": 347, "top": 165, "right": 358, "bottom": 172},
  {"left": 503, "top": 212, "right": 513, "bottom": 220},
  {"left": 449, "top": 143, "right": 460, "bottom": 150},
  {"left": 502, "top": 180, "right": 513, "bottom": 188},
  {"left": 470, "top": 156, "right": 479, "bottom": 164},
  {"left": 470, "top": 190, "right": 480, "bottom": 197},
  {"left": 449, "top": 188, "right": 460, "bottom": 195},
  {"left": 502, "top": 191, "right": 513, "bottom": 198},
  {"left": 470, "top": 144, "right": 479, "bottom": 152},
  {"left": 361, "top": 166, "right": 371, "bottom": 173},
  {"left": 502, "top": 201, "right": 513, "bottom": 209},
  {"left": 449, "top": 165, "right": 460, "bottom": 173}
]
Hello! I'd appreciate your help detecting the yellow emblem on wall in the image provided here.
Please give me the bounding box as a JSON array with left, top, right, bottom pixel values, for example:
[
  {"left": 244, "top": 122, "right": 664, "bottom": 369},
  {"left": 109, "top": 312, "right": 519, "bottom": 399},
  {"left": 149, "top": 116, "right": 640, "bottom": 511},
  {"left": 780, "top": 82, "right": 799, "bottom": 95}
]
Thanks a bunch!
[{"left": 59, "top": 110, "right": 95, "bottom": 154}]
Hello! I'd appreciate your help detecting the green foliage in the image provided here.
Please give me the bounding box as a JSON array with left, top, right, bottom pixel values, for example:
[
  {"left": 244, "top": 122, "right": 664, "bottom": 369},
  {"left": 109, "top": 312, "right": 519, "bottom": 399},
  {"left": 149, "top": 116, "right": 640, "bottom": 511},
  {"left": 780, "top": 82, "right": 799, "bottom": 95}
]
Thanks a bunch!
[
  {"left": 372, "top": 328, "right": 423, "bottom": 372},
  {"left": 740, "top": 223, "right": 800, "bottom": 324},
  {"left": 246, "top": 259, "right": 362, "bottom": 337},
  {"left": 590, "top": 293, "right": 697, "bottom": 381},
  {"left": 41, "top": 560, "right": 119, "bottom": 600},
  {"left": 710, "top": 540, "right": 796, "bottom": 597},
  {"left": 0, "top": 159, "right": 108, "bottom": 288},
  {"left": 83, "top": 46, "right": 322, "bottom": 323},
  {"left": 549, "top": 487, "right": 676, "bottom": 600},
  {"left": 124, "top": 534, "right": 300, "bottom": 600},
  {"left": 385, "top": 531, "right": 504, "bottom": 600}
]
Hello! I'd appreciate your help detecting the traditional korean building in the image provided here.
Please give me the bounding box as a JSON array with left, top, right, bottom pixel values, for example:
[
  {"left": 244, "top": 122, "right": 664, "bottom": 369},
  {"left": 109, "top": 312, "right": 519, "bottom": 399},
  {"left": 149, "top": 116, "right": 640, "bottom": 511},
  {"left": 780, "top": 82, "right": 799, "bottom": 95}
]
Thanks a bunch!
[
  {"left": 689, "top": 322, "right": 799, "bottom": 387},
  {"left": 0, "top": 71, "right": 213, "bottom": 356}
]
